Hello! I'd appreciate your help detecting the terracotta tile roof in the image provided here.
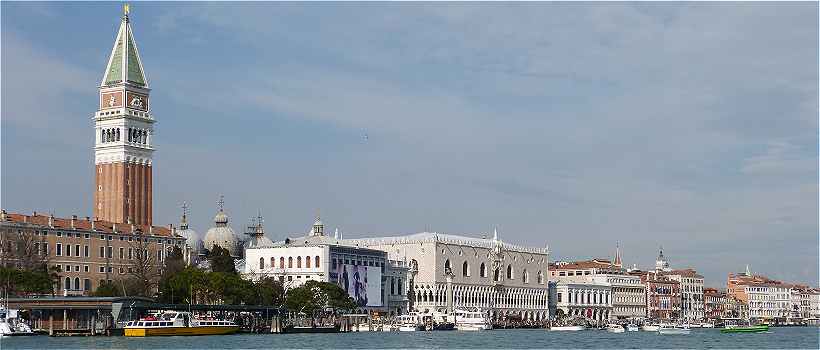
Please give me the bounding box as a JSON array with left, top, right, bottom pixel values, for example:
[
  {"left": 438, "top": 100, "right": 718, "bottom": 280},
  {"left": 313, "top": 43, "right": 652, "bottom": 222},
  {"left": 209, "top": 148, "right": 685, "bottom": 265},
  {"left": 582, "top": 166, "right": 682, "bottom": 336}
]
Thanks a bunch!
[
  {"left": 660, "top": 268, "right": 704, "bottom": 278},
  {"left": 1, "top": 210, "right": 176, "bottom": 238},
  {"left": 551, "top": 259, "right": 619, "bottom": 270}
]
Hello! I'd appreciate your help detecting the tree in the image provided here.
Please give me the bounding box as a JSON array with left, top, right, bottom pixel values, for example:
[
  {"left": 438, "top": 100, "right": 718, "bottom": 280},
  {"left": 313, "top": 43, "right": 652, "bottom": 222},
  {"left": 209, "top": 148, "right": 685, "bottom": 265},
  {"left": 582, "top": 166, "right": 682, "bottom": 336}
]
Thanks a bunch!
[
  {"left": 157, "top": 246, "right": 187, "bottom": 303},
  {"left": 120, "top": 234, "right": 162, "bottom": 297},
  {"left": 93, "top": 280, "right": 122, "bottom": 297},
  {"left": 285, "top": 280, "right": 356, "bottom": 321},
  {"left": 206, "top": 246, "right": 236, "bottom": 274}
]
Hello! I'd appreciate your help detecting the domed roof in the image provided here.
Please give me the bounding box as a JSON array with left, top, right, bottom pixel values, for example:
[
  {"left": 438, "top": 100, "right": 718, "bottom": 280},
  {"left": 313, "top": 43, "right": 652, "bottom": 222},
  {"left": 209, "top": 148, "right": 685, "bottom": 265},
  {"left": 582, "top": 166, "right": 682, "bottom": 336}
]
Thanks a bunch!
[
  {"left": 178, "top": 227, "right": 203, "bottom": 253},
  {"left": 204, "top": 226, "right": 239, "bottom": 257},
  {"left": 203, "top": 201, "right": 240, "bottom": 257},
  {"left": 244, "top": 234, "right": 273, "bottom": 249}
]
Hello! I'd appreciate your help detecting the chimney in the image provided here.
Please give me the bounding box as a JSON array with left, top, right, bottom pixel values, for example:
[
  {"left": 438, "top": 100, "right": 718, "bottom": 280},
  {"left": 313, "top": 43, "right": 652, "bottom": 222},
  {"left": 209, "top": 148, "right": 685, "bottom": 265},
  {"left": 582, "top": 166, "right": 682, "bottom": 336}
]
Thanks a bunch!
[
  {"left": 71, "top": 215, "right": 77, "bottom": 229},
  {"left": 91, "top": 219, "right": 96, "bottom": 231}
]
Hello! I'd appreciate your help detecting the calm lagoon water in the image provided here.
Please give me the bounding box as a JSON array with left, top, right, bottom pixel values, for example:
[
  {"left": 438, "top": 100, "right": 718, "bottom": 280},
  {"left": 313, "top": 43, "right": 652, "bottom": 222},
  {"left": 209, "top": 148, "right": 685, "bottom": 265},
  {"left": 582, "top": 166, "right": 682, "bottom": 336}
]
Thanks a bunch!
[{"left": 1, "top": 327, "right": 818, "bottom": 349}]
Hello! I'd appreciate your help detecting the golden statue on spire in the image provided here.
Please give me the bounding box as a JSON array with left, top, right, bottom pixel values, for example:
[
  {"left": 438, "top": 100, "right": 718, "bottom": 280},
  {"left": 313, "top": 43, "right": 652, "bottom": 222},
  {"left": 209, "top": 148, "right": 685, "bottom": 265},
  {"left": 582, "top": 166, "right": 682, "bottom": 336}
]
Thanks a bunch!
[{"left": 124, "top": 3, "right": 130, "bottom": 16}]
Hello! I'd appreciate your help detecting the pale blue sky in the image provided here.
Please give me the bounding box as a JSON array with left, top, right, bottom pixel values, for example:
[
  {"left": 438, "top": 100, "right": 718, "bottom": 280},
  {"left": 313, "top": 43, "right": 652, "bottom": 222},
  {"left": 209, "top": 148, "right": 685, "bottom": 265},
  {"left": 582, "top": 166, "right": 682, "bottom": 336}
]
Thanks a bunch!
[{"left": 2, "top": 2, "right": 817, "bottom": 287}]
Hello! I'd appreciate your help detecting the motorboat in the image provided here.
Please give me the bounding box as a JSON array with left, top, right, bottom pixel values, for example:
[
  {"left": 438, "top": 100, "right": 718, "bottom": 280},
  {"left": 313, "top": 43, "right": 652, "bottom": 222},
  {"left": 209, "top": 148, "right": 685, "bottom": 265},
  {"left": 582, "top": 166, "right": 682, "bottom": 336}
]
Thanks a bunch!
[
  {"left": 0, "top": 309, "right": 34, "bottom": 336},
  {"left": 355, "top": 323, "right": 372, "bottom": 332},
  {"left": 626, "top": 324, "right": 639, "bottom": 332},
  {"left": 657, "top": 325, "right": 691, "bottom": 335},
  {"left": 124, "top": 311, "right": 239, "bottom": 336},
  {"left": 454, "top": 309, "right": 492, "bottom": 331},
  {"left": 606, "top": 324, "right": 625, "bottom": 333},
  {"left": 397, "top": 315, "right": 420, "bottom": 332},
  {"left": 699, "top": 322, "right": 715, "bottom": 328},
  {"left": 720, "top": 324, "right": 768, "bottom": 333},
  {"left": 641, "top": 324, "right": 660, "bottom": 332}
]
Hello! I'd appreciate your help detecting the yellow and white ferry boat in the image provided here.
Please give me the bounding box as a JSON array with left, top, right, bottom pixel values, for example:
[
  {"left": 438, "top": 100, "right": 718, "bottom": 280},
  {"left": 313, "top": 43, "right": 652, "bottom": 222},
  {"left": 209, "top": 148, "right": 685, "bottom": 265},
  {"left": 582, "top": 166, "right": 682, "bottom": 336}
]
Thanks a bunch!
[{"left": 124, "top": 311, "right": 239, "bottom": 337}]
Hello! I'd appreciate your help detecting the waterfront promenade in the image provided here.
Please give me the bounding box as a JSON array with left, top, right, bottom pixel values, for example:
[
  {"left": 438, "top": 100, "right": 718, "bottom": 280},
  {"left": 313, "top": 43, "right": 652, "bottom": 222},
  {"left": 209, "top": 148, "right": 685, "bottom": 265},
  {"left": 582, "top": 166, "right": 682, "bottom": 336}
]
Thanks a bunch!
[{"left": 1, "top": 327, "right": 817, "bottom": 349}]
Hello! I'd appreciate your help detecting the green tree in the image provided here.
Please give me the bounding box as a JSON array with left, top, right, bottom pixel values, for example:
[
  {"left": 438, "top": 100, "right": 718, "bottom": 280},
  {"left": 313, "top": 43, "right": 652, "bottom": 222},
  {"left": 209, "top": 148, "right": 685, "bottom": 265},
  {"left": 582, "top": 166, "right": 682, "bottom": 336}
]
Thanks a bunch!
[
  {"left": 93, "top": 280, "right": 122, "bottom": 297},
  {"left": 206, "top": 246, "right": 236, "bottom": 274}
]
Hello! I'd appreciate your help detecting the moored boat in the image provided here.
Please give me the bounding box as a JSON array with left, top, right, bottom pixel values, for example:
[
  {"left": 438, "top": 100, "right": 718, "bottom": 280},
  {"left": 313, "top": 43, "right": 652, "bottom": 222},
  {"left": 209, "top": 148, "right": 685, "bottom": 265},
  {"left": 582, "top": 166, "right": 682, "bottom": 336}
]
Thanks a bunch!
[
  {"left": 454, "top": 309, "right": 492, "bottom": 331},
  {"left": 658, "top": 325, "right": 691, "bottom": 335},
  {"left": 700, "top": 322, "right": 715, "bottom": 328},
  {"left": 397, "top": 315, "right": 420, "bottom": 332},
  {"left": 626, "top": 324, "right": 639, "bottom": 332},
  {"left": 606, "top": 324, "right": 625, "bottom": 333},
  {"left": 124, "top": 311, "right": 239, "bottom": 337},
  {"left": 641, "top": 324, "right": 660, "bottom": 332},
  {"left": 720, "top": 325, "right": 768, "bottom": 333}
]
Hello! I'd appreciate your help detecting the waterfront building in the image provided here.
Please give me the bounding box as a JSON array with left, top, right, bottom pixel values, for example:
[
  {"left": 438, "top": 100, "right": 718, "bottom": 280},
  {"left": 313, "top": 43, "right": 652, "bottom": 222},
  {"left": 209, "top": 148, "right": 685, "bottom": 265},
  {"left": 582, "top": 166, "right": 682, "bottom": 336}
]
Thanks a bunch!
[
  {"left": 635, "top": 271, "right": 681, "bottom": 320},
  {"left": 202, "top": 197, "right": 241, "bottom": 257},
  {"left": 809, "top": 289, "right": 820, "bottom": 323},
  {"left": 93, "top": 7, "right": 155, "bottom": 226},
  {"left": 550, "top": 275, "right": 613, "bottom": 322},
  {"left": 0, "top": 210, "right": 185, "bottom": 295},
  {"left": 727, "top": 268, "right": 794, "bottom": 323},
  {"left": 549, "top": 251, "right": 645, "bottom": 320},
  {"left": 724, "top": 294, "right": 749, "bottom": 320},
  {"left": 660, "top": 269, "right": 704, "bottom": 321},
  {"left": 347, "top": 229, "right": 550, "bottom": 322},
  {"left": 241, "top": 217, "right": 409, "bottom": 315},
  {"left": 655, "top": 246, "right": 671, "bottom": 272},
  {"left": 703, "top": 287, "right": 726, "bottom": 321}
]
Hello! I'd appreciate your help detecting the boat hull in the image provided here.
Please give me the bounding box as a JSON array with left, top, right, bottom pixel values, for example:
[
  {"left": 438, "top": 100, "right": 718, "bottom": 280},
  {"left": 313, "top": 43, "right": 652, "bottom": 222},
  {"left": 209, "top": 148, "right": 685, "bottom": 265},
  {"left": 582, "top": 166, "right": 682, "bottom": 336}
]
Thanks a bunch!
[
  {"left": 549, "top": 326, "right": 585, "bottom": 331},
  {"left": 658, "top": 328, "right": 691, "bottom": 335},
  {"left": 641, "top": 325, "right": 660, "bottom": 332},
  {"left": 124, "top": 326, "right": 239, "bottom": 337},
  {"left": 720, "top": 325, "right": 769, "bottom": 333}
]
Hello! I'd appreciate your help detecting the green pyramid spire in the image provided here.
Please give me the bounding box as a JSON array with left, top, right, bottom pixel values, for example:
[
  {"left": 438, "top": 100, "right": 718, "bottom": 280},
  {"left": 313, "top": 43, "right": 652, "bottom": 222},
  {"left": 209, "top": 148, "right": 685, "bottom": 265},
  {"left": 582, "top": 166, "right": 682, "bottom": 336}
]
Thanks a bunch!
[{"left": 101, "top": 11, "right": 147, "bottom": 87}]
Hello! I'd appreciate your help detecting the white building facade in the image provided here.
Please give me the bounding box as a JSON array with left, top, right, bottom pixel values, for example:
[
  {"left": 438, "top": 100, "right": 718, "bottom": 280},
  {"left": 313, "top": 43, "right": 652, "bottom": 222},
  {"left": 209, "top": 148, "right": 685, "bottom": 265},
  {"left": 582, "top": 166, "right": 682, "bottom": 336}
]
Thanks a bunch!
[
  {"left": 551, "top": 276, "right": 613, "bottom": 322},
  {"left": 348, "top": 230, "right": 550, "bottom": 322},
  {"left": 745, "top": 284, "right": 791, "bottom": 321},
  {"left": 663, "top": 270, "right": 704, "bottom": 321}
]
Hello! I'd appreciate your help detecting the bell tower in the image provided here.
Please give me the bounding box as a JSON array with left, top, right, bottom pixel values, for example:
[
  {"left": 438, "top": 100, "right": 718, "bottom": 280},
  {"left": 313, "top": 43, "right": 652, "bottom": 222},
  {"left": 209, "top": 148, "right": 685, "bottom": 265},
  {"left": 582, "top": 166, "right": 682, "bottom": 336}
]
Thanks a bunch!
[{"left": 93, "top": 5, "right": 154, "bottom": 225}]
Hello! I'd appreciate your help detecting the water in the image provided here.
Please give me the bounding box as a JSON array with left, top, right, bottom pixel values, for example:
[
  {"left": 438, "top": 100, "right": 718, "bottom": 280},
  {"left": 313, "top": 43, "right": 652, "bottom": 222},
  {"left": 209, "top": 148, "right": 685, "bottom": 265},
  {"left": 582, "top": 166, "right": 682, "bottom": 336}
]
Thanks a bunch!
[{"left": 1, "top": 328, "right": 817, "bottom": 349}]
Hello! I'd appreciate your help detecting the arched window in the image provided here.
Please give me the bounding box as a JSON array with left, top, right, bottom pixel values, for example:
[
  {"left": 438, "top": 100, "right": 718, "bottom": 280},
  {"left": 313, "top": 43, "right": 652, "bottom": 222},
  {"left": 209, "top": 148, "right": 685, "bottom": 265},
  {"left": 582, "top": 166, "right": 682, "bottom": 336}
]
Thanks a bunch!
[
  {"left": 306, "top": 256, "right": 311, "bottom": 268},
  {"left": 315, "top": 256, "right": 320, "bottom": 268},
  {"left": 522, "top": 269, "right": 529, "bottom": 283},
  {"left": 480, "top": 262, "right": 487, "bottom": 278},
  {"left": 462, "top": 261, "right": 470, "bottom": 277},
  {"left": 74, "top": 277, "right": 81, "bottom": 290},
  {"left": 297, "top": 256, "right": 302, "bottom": 268},
  {"left": 494, "top": 268, "right": 500, "bottom": 282},
  {"left": 537, "top": 270, "right": 543, "bottom": 284},
  {"left": 64, "top": 277, "right": 71, "bottom": 290},
  {"left": 280, "top": 257, "right": 285, "bottom": 268},
  {"left": 270, "top": 257, "right": 275, "bottom": 268},
  {"left": 288, "top": 257, "right": 293, "bottom": 268},
  {"left": 259, "top": 257, "right": 265, "bottom": 269},
  {"left": 507, "top": 265, "right": 513, "bottom": 279},
  {"left": 444, "top": 259, "right": 451, "bottom": 274}
]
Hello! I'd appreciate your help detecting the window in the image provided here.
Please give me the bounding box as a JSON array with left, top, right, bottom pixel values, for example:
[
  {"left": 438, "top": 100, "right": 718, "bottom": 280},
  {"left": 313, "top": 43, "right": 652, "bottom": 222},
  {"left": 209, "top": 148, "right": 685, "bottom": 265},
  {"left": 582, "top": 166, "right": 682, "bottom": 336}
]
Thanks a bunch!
[
  {"left": 84, "top": 279, "right": 91, "bottom": 291},
  {"left": 56, "top": 243, "right": 62, "bottom": 256},
  {"left": 99, "top": 266, "right": 105, "bottom": 273},
  {"left": 297, "top": 256, "right": 302, "bottom": 268},
  {"left": 507, "top": 265, "right": 513, "bottom": 279},
  {"left": 462, "top": 261, "right": 470, "bottom": 277},
  {"left": 75, "top": 265, "right": 80, "bottom": 272},
  {"left": 522, "top": 269, "right": 529, "bottom": 284},
  {"left": 64, "top": 277, "right": 71, "bottom": 290},
  {"left": 57, "top": 232, "right": 62, "bottom": 237},
  {"left": 444, "top": 259, "right": 451, "bottom": 273},
  {"left": 557, "top": 293, "right": 562, "bottom": 302},
  {"left": 128, "top": 248, "right": 133, "bottom": 260},
  {"left": 34, "top": 242, "right": 40, "bottom": 255},
  {"left": 288, "top": 257, "right": 293, "bottom": 268},
  {"left": 306, "top": 256, "right": 311, "bottom": 268},
  {"left": 74, "top": 277, "right": 80, "bottom": 290},
  {"left": 43, "top": 242, "right": 49, "bottom": 255},
  {"left": 537, "top": 271, "right": 544, "bottom": 284},
  {"left": 99, "top": 246, "right": 105, "bottom": 258},
  {"left": 270, "top": 257, "right": 275, "bottom": 268},
  {"left": 119, "top": 267, "right": 124, "bottom": 274},
  {"left": 56, "top": 264, "right": 62, "bottom": 272},
  {"left": 479, "top": 263, "right": 486, "bottom": 278},
  {"left": 84, "top": 265, "right": 89, "bottom": 272},
  {"left": 75, "top": 244, "right": 81, "bottom": 257},
  {"left": 84, "top": 245, "right": 89, "bottom": 257},
  {"left": 259, "top": 257, "right": 265, "bottom": 270},
  {"left": 85, "top": 233, "right": 90, "bottom": 239},
  {"left": 280, "top": 257, "right": 285, "bottom": 268},
  {"left": 107, "top": 246, "right": 112, "bottom": 258},
  {"left": 119, "top": 247, "right": 124, "bottom": 259},
  {"left": 315, "top": 256, "right": 320, "bottom": 268}
]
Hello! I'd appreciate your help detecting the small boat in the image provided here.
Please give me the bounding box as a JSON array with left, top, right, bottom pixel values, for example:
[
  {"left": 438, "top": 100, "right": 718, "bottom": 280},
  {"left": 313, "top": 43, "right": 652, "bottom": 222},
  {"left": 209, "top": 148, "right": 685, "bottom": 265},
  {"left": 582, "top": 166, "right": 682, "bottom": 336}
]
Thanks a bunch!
[
  {"left": 626, "top": 324, "right": 639, "bottom": 332},
  {"left": 0, "top": 309, "right": 34, "bottom": 336},
  {"left": 700, "top": 322, "right": 715, "bottom": 328},
  {"left": 397, "top": 315, "right": 420, "bottom": 332},
  {"left": 641, "top": 324, "right": 660, "bottom": 332},
  {"left": 658, "top": 325, "right": 691, "bottom": 335},
  {"left": 124, "top": 311, "right": 239, "bottom": 337},
  {"left": 720, "top": 325, "right": 768, "bottom": 333},
  {"left": 454, "top": 309, "right": 492, "bottom": 331},
  {"left": 380, "top": 323, "right": 395, "bottom": 332},
  {"left": 606, "top": 324, "right": 625, "bottom": 333}
]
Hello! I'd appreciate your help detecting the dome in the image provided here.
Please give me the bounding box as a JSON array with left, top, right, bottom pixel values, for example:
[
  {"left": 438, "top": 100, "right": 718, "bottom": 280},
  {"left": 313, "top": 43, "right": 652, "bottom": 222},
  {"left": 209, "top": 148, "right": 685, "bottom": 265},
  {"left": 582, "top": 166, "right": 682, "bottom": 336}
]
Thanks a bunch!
[
  {"left": 244, "top": 234, "right": 273, "bottom": 249},
  {"left": 178, "top": 227, "right": 203, "bottom": 253},
  {"left": 203, "top": 206, "right": 239, "bottom": 257}
]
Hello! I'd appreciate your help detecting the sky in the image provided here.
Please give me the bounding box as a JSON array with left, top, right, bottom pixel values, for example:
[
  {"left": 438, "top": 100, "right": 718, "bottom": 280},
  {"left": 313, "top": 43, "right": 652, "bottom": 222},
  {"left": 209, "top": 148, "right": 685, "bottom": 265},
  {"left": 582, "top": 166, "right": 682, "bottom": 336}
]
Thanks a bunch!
[{"left": 1, "top": 2, "right": 817, "bottom": 287}]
